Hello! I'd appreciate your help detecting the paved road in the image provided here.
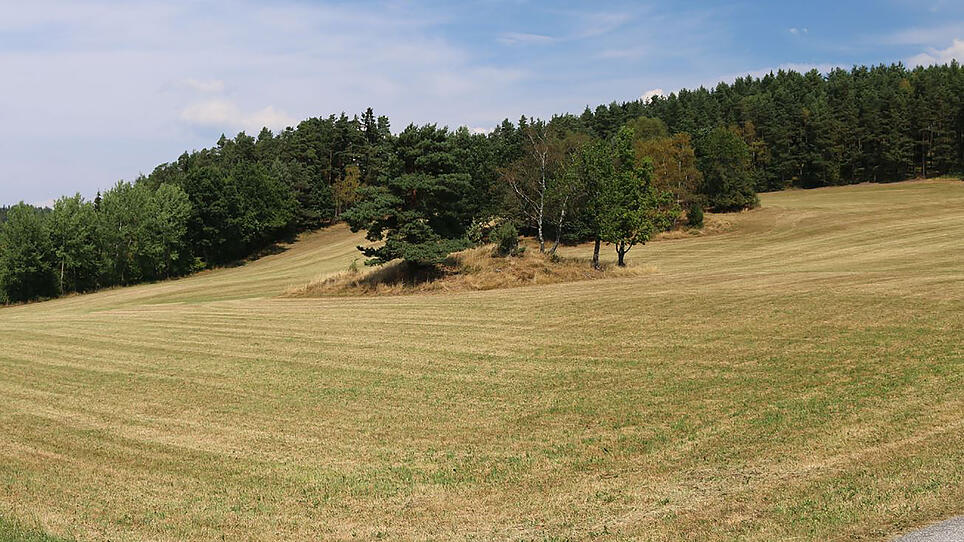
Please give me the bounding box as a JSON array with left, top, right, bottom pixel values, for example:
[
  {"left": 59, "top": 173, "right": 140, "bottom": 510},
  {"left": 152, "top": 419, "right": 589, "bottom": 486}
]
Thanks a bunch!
[{"left": 895, "top": 516, "right": 964, "bottom": 541}]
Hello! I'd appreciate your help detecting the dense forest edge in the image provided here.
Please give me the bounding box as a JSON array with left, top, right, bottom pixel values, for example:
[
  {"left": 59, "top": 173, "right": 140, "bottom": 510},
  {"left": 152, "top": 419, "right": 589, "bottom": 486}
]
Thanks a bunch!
[{"left": 2, "top": 61, "right": 963, "bottom": 304}]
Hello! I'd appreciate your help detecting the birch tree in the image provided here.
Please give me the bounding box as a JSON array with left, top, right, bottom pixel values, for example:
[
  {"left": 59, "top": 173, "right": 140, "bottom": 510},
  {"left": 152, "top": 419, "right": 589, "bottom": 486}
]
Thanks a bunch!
[
  {"left": 501, "top": 120, "right": 553, "bottom": 252},
  {"left": 501, "top": 122, "right": 587, "bottom": 254}
]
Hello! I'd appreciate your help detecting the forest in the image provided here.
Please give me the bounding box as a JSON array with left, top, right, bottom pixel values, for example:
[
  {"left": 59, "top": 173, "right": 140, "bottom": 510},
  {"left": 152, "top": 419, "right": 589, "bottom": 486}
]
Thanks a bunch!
[{"left": 1, "top": 62, "right": 963, "bottom": 303}]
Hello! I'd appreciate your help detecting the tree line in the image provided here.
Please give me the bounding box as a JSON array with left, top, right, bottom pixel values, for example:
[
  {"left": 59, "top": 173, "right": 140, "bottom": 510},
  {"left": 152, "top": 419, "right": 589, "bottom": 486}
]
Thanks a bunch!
[
  {"left": 586, "top": 62, "right": 964, "bottom": 188},
  {"left": 2, "top": 62, "right": 962, "bottom": 303},
  {"left": 0, "top": 183, "right": 192, "bottom": 302}
]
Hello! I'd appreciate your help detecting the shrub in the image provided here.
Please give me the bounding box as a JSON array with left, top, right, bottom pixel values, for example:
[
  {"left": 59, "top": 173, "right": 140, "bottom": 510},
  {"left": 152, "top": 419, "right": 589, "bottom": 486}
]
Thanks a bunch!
[
  {"left": 687, "top": 202, "right": 704, "bottom": 228},
  {"left": 466, "top": 220, "right": 484, "bottom": 246},
  {"left": 490, "top": 222, "right": 520, "bottom": 257}
]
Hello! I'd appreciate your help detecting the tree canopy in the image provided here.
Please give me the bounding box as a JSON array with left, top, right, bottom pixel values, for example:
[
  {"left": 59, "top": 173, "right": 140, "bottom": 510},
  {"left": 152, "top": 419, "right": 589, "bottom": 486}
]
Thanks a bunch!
[
  {"left": 0, "top": 203, "right": 57, "bottom": 303},
  {"left": 4, "top": 61, "right": 964, "bottom": 302},
  {"left": 342, "top": 124, "right": 474, "bottom": 267}
]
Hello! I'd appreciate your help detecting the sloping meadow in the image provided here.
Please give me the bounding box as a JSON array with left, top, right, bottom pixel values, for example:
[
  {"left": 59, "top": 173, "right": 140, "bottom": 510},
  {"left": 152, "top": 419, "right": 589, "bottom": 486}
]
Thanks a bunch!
[{"left": 0, "top": 180, "right": 962, "bottom": 541}]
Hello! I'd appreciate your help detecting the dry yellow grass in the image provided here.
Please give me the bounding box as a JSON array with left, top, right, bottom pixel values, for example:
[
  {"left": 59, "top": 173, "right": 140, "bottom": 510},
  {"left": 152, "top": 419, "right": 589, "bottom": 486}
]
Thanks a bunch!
[
  {"left": 1, "top": 179, "right": 962, "bottom": 541},
  {"left": 285, "top": 241, "right": 653, "bottom": 296}
]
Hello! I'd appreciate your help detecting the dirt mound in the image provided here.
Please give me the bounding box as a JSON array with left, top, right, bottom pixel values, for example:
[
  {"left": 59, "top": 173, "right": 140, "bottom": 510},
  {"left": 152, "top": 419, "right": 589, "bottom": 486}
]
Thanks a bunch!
[{"left": 285, "top": 242, "right": 654, "bottom": 297}]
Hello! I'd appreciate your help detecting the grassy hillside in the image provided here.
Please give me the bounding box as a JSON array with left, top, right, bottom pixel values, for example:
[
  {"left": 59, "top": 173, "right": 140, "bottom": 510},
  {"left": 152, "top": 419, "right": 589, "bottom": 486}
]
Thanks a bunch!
[{"left": 1, "top": 180, "right": 961, "bottom": 541}]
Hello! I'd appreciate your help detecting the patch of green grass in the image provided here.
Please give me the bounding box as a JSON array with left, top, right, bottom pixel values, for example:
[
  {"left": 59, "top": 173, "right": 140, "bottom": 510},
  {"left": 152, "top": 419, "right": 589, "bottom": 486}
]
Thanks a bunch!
[{"left": 0, "top": 516, "right": 70, "bottom": 542}]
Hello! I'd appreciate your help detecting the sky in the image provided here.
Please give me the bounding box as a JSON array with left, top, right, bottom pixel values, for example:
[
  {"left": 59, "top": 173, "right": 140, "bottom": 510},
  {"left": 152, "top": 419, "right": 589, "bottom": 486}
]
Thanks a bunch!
[{"left": 2, "top": 0, "right": 964, "bottom": 206}]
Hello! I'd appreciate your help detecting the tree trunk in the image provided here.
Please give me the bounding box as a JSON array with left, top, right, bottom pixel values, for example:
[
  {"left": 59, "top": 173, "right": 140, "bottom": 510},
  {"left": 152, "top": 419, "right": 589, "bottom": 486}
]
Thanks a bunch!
[
  {"left": 537, "top": 159, "right": 546, "bottom": 253},
  {"left": 537, "top": 217, "right": 545, "bottom": 253},
  {"left": 548, "top": 207, "right": 565, "bottom": 255},
  {"left": 592, "top": 237, "right": 601, "bottom": 269}
]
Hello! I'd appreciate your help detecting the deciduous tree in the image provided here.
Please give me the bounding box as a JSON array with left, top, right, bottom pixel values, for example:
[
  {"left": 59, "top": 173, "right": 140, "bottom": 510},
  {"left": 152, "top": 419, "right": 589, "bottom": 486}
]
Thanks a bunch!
[
  {"left": 697, "top": 127, "right": 759, "bottom": 212},
  {"left": 49, "top": 194, "right": 100, "bottom": 292},
  {"left": 0, "top": 203, "right": 57, "bottom": 302},
  {"left": 634, "top": 133, "right": 702, "bottom": 207},
  {"left": 598, "top": 127, "right": 678, "bottom": 266},
  {"left": 333, "top": 164, "right": 362, "bottom": 218}
]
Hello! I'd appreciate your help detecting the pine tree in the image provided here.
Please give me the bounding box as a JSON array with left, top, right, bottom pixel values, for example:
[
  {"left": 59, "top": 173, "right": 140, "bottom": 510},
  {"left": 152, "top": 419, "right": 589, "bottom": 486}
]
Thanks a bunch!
[{"left": 342, "top": 124, "right": 473, "bottom": 267}]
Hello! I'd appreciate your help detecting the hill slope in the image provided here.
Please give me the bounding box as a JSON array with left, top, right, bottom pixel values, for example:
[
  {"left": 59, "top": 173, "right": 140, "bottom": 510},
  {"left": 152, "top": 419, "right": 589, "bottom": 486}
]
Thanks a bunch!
[{"left": 1, "top": 180, "right": 962, "bottom": 541}]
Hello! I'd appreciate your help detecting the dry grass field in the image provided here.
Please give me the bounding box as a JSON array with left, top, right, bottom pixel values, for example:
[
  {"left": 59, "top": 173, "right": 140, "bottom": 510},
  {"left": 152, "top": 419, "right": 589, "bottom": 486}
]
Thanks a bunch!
[{"left": 1, "top": 180, "right": 962, "bottom": 541}]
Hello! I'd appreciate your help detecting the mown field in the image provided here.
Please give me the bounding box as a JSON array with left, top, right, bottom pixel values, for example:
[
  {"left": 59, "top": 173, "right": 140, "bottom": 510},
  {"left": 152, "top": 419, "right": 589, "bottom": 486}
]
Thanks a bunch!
[{"left": 1, "top": 180, "right": 961, "bottom": 541}]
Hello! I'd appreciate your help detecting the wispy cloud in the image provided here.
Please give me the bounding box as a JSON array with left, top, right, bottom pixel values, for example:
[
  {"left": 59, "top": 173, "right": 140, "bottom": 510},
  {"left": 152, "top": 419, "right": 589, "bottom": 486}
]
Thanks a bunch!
[
  {"left": 5, "top": 0, "right": 962, "bottom": 205},
  {"left": 575, "top": 12, "right": 631, "bottom": 39},
  {"left": 499, "top": 9, "right": 631, "bottom": 46},
  {"left": 0, "top": 0, "right": 541, "bottom": 203},
  {"left": 497, "top": 32, "right": 555, "bottom": 45}
]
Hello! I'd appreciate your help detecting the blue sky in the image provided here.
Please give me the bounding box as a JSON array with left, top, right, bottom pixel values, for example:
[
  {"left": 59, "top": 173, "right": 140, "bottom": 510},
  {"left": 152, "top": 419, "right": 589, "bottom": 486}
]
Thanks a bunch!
[{"left": 2, "top": 0, "right": 964, "bottom": 205}]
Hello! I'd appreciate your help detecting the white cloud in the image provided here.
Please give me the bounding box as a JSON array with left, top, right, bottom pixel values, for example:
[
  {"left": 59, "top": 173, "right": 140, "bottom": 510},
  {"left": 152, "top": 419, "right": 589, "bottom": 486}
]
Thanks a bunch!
[
  {"left": 908, "top": 38, "right": 964, "bottom": 65},
  {"left": 788, "top": 27, "right": 808, "bottom": 35},
  {"left": 640, "top": 88, "right": 664, "bottom": 103},
  {"left": 245, "top": 106, "right": 297, "bottom": 132},
  {"left": 180, "top": 100, "right": 295, "bottom": 132},
  {"left": 184, "top": 78, "right": 225, "bottom": 93},
  {"left": 498, "top": 32, "right": 554, "bottom": 45},
  {"left": 0, "top": 0, "right": 827, "bottom": 204},
  {"left": 180, "top": 99, "right": 239, "bottom": 126},
  {"left": 0, "top": 0, "right": 548, "bottom": 203}
]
